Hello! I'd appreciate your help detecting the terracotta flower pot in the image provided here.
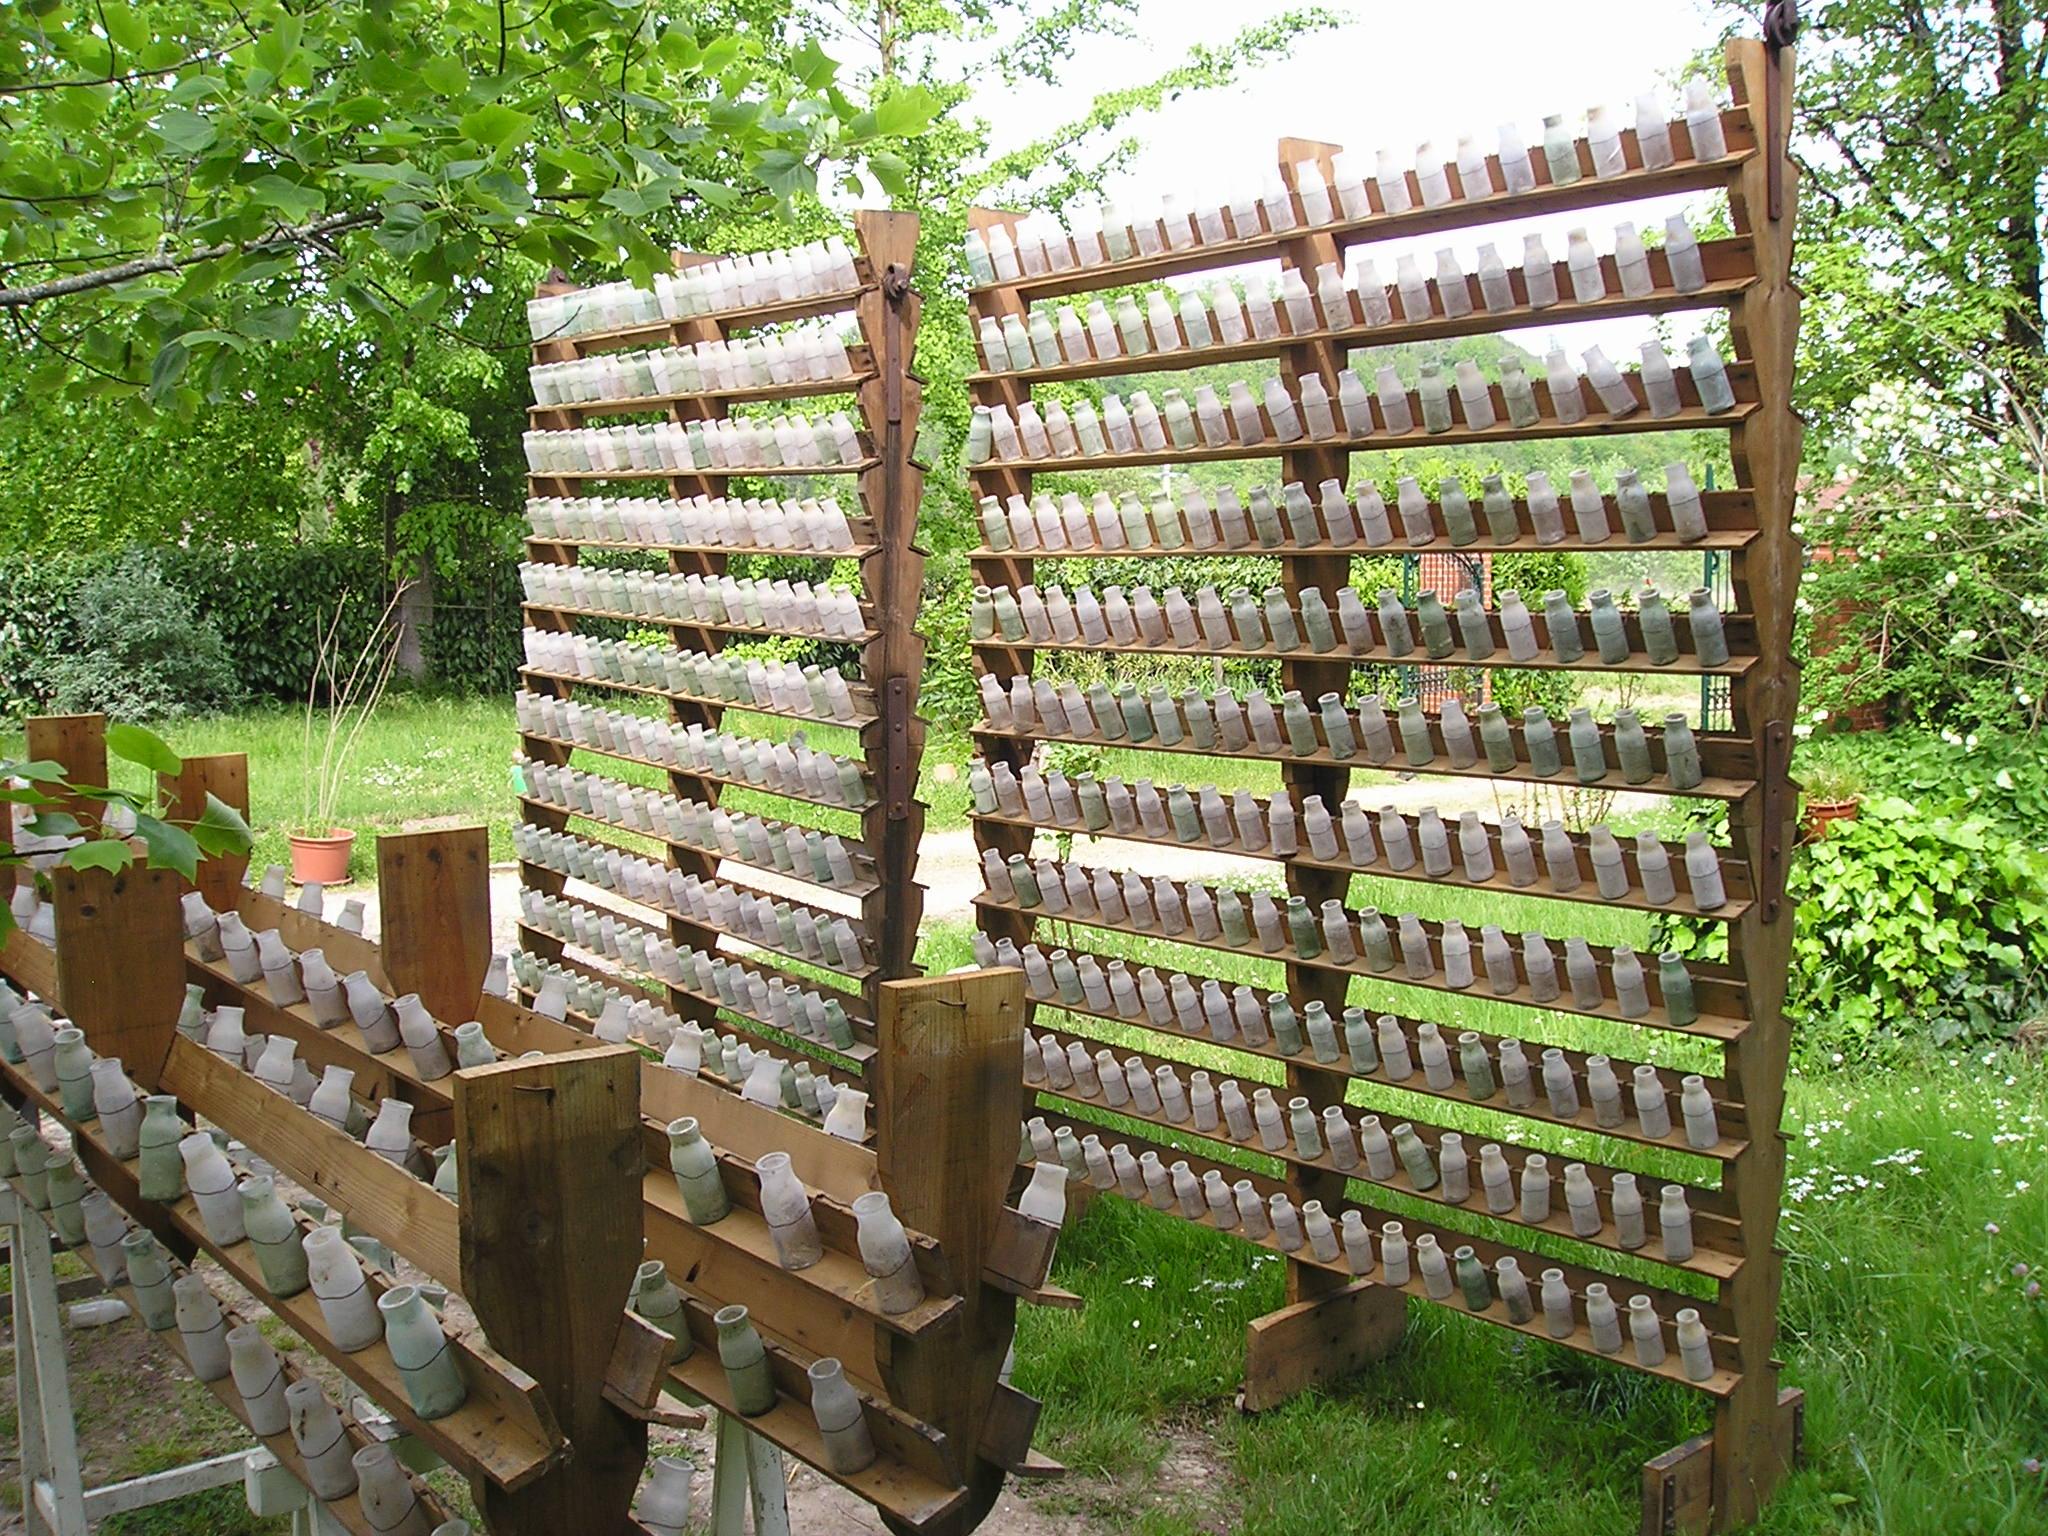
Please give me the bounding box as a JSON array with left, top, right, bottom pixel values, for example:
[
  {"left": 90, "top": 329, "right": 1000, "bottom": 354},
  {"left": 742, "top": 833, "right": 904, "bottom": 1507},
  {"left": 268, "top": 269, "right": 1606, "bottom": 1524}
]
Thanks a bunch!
[
  {"left": 1804, "top": 797, "right": 1860, "bottom": 841},
  {"left": 289, "top": 829, "right": 355, "bottom": 885}
]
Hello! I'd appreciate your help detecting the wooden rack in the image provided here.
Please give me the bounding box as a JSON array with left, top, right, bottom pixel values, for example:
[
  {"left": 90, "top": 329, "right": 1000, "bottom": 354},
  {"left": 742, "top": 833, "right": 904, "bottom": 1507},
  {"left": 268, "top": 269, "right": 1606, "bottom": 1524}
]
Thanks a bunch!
[
  {"left": 965, "top": 38, "right": 1803, "bottom": 1534},
  {"left": 3, "top": 718, "right": 1051, "bottom": 1535},
  {"left": 517, "top": 209, "right": 930, "bottom": 1106}
]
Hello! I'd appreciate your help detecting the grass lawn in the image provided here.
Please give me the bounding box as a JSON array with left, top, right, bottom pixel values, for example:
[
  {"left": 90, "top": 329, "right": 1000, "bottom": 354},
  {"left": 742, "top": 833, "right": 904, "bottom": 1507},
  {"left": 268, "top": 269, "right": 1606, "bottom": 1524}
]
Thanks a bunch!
[
  {"left": 4, "top": 693, "right": 981, "bottom": 876},
  {"left": 8, "top": 698, "right": 2045, "bottom": 1532},
  {"left": 1004, "top": 1054, "right": 2048, "bottom": 1535}
]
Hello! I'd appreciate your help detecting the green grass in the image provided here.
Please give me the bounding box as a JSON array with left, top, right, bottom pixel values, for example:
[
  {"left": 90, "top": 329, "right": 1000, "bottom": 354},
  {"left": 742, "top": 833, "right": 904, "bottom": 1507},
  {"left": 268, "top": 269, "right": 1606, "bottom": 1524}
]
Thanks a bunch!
[
  {"left": 5, "top": 694, "right": 981, "bottom": 879},
  {"left": 1013, "top": 1056, "right": 2048, "bottom": 1534}
]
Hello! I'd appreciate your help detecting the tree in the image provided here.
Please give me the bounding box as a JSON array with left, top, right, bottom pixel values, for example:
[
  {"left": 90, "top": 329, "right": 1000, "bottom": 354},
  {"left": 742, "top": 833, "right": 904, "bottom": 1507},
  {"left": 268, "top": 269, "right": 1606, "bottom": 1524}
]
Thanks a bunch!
[
  {"left": 1715, "top": 1, "right": 2048, "bottom": 440},
  {"left": 0, "top": 0, "right": 936, "bottom": 408}
]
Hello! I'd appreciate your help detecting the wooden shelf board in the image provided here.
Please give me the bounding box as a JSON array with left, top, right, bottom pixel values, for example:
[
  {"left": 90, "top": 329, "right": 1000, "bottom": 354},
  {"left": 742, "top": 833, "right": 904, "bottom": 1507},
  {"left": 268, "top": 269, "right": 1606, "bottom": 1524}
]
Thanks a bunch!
[
  {"left": 970, "top": 719, "right": 1757, "bottom": 804},
  {"left": 971, "top": 805, "right": 1753, "bottom": 923},
  {"left": 519, "top": 666, "right": 881, "bottom": 734},
  {"left": 529, "top": 368, "right": 875, "bottom": 419}
]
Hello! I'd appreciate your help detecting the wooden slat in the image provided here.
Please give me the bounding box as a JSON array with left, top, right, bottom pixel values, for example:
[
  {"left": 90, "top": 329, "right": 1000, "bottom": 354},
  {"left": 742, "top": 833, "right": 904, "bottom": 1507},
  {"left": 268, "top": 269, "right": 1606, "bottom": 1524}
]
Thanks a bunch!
[
  {"left": 972, "top": 803, "right": 1753, "bottom": 923},
  {"left": 159, "top": 1035, "right": 464, "bottom": 1290},
  {"left": 455, "top": 1046, "right": 648, "bottom": 1531},
  {"left": 50, "top": 864, "right": 187, "bottom": 1092},
  {"left": 376, "top": 828, "right": 494, "bottom": 1025}
]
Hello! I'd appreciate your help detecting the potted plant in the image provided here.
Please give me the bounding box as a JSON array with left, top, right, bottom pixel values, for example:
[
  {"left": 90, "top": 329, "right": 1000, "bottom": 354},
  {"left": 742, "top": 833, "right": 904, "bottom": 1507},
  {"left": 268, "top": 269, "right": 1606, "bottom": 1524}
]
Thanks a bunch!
[
  {"left": 290, "top": 587, "right": 406, "bottom": 885},
  {"left": 1801, "top": 759, "right": 1864, "bottom": 840}
]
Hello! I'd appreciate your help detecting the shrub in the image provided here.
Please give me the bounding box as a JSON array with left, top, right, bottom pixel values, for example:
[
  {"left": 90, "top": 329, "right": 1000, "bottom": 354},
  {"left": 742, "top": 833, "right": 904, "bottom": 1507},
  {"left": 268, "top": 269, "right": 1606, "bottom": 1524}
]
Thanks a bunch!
[
  {"left": 1663, "top": 793, "right": 2048, "bottom": 1058},
  {"left": 42, "top": 554, "right": 243, "bottom": 721}
]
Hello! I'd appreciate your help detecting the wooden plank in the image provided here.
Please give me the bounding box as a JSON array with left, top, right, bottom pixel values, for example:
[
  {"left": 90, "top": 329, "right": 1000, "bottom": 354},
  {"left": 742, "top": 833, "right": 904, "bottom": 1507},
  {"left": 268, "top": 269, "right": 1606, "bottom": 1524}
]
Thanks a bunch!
[
  {"left": 158, "top": 753, "right": 250, "bottom": 911},
  {"left": 1241, "top": 1281, "right": 1407, "bottom": 1412},
  {"left": 0, "top": 1050, "right": 565, "bottom": 1488},
  {"left": 158, "top": 1034, "right": 463, "bottom": 1290},
  {"left": 871, "top": 968, "right": 1028, "bottom": 1521},
  {"left": 25, "top": 714, "right": 108, "bottom": 829},
  {"left": 456, "top": 1045, "right": 648, "bottom": 1534},
  {"left": 975, "top": 1383, "right": 1043, "bottom": 1475},
  {"left": 1707, "top": 37, "right": 1804, "bottom": 1532},
  {"left": 376, "top": 827, "right": 494, "bottom": 1025},
  {"left": 1, "top": 924, "right": 62, "bottom": 1007},
  {"left": 982, "top": 1206, "right": 1060, "bottom": 1293},
  {"left": 52, "top": 864, "right": 185, "bottom": 1093}
]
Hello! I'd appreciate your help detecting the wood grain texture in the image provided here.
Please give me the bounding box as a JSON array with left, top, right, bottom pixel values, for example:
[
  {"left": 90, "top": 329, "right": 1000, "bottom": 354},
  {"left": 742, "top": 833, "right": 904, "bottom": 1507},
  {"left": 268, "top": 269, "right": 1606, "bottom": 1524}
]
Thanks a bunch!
[
  {"left": 25, "top": 713, "right": 108, "bottom": 830},
  {"left": 376, "top": 827, "right": 493, "bottom": 1025},
  {"left": 455, "top": 1044, "right": 648, "bottom": 1534},
  {"left": 157, "top": 753, "right": 250, "bottom": 911},
  {"left": 51, "top": 864, "right": 185, "bottom": 1093},
  {"left": 873, "top": 968, "right": 1028, "bottom": 1532}
]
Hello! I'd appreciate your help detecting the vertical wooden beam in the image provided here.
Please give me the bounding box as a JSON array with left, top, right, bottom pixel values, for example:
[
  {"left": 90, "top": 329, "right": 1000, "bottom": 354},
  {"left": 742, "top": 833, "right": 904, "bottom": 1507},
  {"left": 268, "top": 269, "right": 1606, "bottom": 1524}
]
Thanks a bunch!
[
  {"left": 376, "top": 827, "right": 494, "bottom": 1024},
  {"left": 52, "top": 863, "right": 185, "bottom": 1093},
  {"left": 1255, "top": 137, "right": 1412, "bottom": 1379},
  {"left": 1683, "top": 39, "right": 1802, "bottom": 1534},
  {"left": 158, "top": 753, "right": 250, "bottom": 911},
  {"left": 455, "top": 1044, "right": 647, "bottom": 1535},
  {"left": 852, "top": 208, "right": 930, "bottom": 1001},
  {"left": 25, "top": 714, "right": 108, "bottom": 831},
  {"left": 872, "top": 967, "right": 1026, "bottom": 1534}
]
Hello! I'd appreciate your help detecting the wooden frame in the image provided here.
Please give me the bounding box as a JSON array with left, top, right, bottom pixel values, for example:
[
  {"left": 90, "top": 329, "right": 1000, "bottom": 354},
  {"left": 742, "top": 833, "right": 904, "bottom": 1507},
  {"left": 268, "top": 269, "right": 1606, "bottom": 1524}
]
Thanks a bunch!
[
  {"left": 514, "top": 211, "right": 929, "bottom": 1107},
  {"left": 3, "top": 724, "right": 1049, "bottom": 1534},
  {"left": 964, "top": 37, "right": 1802, "bottom": 1532}
]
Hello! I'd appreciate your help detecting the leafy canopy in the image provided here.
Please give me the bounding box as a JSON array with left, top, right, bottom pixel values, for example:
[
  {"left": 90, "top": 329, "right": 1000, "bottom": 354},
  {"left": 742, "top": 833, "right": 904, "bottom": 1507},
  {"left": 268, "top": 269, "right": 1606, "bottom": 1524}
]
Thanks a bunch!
[{"left": 0, "top": 0, "right": 937, "bottom": 408}]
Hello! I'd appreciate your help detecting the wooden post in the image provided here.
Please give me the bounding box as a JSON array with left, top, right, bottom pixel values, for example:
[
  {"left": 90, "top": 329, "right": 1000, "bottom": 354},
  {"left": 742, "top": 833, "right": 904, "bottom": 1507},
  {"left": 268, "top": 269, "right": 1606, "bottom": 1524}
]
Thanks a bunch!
[
  {"left": 1689, "top": 36, "right": 1805, "bottom": 1533},
  {"left": 871, "top": 967, "right": 1026, "bottom": 1536},
  {"left": 376, "top": 827, "right": 494, "bottom": 1024},
  {"left": 852, "top": 208, "right": 931, "bottom": 1000},
  {"left": 25, "top": 714, "right": 108, "bottom": 831},
  {"left": 454, "top": 1044, "right": 647, "bottom": 1535},
  {"left": 1254, "top": 135, "right": 1411, "bottom": 1387},
  {"left": 157, "top": 753, "right": 250, "bottom": 911},
  {"left": 51, "top": 863, "right": 185, "bottom": 1093}
]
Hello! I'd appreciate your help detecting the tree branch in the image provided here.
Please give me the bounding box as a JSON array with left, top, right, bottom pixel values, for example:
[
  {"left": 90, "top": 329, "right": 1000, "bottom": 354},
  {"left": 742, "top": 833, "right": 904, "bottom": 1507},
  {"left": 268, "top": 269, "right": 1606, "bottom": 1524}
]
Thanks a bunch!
[{"left": 0, "top": 209, "right": 378, "bottom": 309}]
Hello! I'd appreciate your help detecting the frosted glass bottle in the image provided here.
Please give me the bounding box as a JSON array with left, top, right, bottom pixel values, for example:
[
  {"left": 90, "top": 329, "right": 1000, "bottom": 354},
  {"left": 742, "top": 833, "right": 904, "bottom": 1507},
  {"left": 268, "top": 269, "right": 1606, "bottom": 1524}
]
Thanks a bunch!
[
  {"left": 122, "top": 1231, "right": 177, "bottom": 1330},
  {"left": 1613, "top": 467, "right": 1656, "bottom": 543},
  {"left": 1615, "top": 220, "right": 1653, "bottom": 297},
  {"left": 1636, "top": 93, "right": 1675, "bottom": 169},
  {"left": 1641, "top": 342, "right": 1681, "bottom": 417},
  {"left": 1684, "top": 77, "right": 1728, "bottom": 159},
  {"left": 1689, "top": 336, "right": 1737, "bottom": 413},
  {"left": 1665, "top": 213, "right": 1706, "bottom": 291},
  {"left": 380, "top": 1284, "right": 468, "bottom": 1418},
  {"left": 304, "top": 1225, "right": 383, "bottom": 1351},
  {"left": 1541, "top": 114, "right": 1580, "bottom": 184},
  {"left": 53, "top": 1027, "right": 96, "bottom": 1121},
  {"left": 1629, "top": 1295, "right": 1667, "bottom": 1367},
  {"left": 1582, "top": 345, "right": 1638, "bottom": 416},
  {"left": 91, "top": 1057, "right": 142, "bottom": 1158},
  {"left": 286, "top": 1379, "right": 359, "bottom": 1499},
  {"left": 1500, "top": 358, "right": 1540, "bottom": 428},
  {"left": 854, "top": 1191, "right": 925, "bottom": 1315},
  {"left": 181, "top": 1132, "right": 245, "bottom": 1245},
  {"left": 809, "top": 1356, "right": 877, "bottom": 1474},
  {"left": 354, "top": 1443, "right": 432, "bottom": 1536},
  {"left": 173, "top": 1273, "right": 231, "bottom": 1381},
  {"left": 241, "top": 1175, "right": 311, "bottom": 1297},
  {"left": 228, "top": 1323, "right": 291, "bottom": 1435}
]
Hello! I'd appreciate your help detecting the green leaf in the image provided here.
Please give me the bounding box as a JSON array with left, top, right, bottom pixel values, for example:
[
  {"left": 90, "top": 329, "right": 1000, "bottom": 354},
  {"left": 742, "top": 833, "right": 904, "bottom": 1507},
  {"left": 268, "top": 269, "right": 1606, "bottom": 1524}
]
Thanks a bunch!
[
  {"left": 249, "top": 174, "right": 326, "bottom": 224},
  {"left": 10, "top": 760, "right": 68, "bottom": 783},
  {"left": 106, "top": 722, "right": 181, "bottom": 776},
  {"left": 23, "top": 811, "right": 84, "bottom": 839},
  {"left": 133, "top": 814, "right": 201, "bottom": 881},
  {"left": 868, "top": 150, "right": 911, "bottom": 201},
  {"left": 65, "top": 841, "right": 133, "bottom": 875},
  {"left": 873, "top": 87, "right": 938, "bottom": 138},
  {"left": 154, "top": 107, "right": 218, "bottom": 156},
  {"left": 458, "top": 104, "right": 535, "bottom": 150},
  {"left": 191, "top": 793, "right": 255, "bottom": 858}
]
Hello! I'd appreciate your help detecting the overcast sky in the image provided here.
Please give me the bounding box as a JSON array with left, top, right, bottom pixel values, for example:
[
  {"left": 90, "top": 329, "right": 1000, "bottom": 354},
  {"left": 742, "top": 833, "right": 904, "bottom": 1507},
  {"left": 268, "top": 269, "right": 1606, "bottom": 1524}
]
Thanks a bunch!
[
  {"left": 952, "top": 0, "right": 1739, "bottom": 363},
  {"left": 970, "top": 0, "right": 1731, "bottom": 200}
]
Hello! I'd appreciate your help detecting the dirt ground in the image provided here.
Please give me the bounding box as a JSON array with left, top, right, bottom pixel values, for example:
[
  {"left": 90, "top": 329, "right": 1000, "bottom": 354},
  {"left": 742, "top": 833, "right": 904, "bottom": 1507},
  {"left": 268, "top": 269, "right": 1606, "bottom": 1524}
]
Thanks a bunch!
[{"left": 1, "top": 1252, "right": 1236, "bottom": 1535}]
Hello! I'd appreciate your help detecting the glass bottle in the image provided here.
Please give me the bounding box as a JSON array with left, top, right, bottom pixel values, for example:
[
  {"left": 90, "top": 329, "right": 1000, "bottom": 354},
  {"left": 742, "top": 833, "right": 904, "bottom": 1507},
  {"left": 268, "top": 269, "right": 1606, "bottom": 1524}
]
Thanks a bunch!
[
  {"left": 715, "top": 1304, "right": 777, "bottom": 1414},
  {"left": 379, "top": 1284, "right": 468, "bottom": 1418}
]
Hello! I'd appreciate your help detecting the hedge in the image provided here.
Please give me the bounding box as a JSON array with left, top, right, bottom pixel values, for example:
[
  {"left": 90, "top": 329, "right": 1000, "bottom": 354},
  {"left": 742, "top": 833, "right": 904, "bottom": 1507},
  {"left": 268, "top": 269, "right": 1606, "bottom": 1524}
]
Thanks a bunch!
[{"left": 0, "top": 543, "right": 522, "bottom": 718}]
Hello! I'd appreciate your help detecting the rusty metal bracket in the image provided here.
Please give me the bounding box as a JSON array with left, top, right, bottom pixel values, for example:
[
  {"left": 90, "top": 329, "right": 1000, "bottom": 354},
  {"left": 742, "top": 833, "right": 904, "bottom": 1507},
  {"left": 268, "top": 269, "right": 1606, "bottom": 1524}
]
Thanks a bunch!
[
  {"left": 1763, "top": 2, "right": 1799, "bottom": 222},
  {"left": 1759, "top": 719, "right": 1792, "bottom": 922},
  {"left": 883, "top": 676, "right": 914, "bottom": 820}
]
